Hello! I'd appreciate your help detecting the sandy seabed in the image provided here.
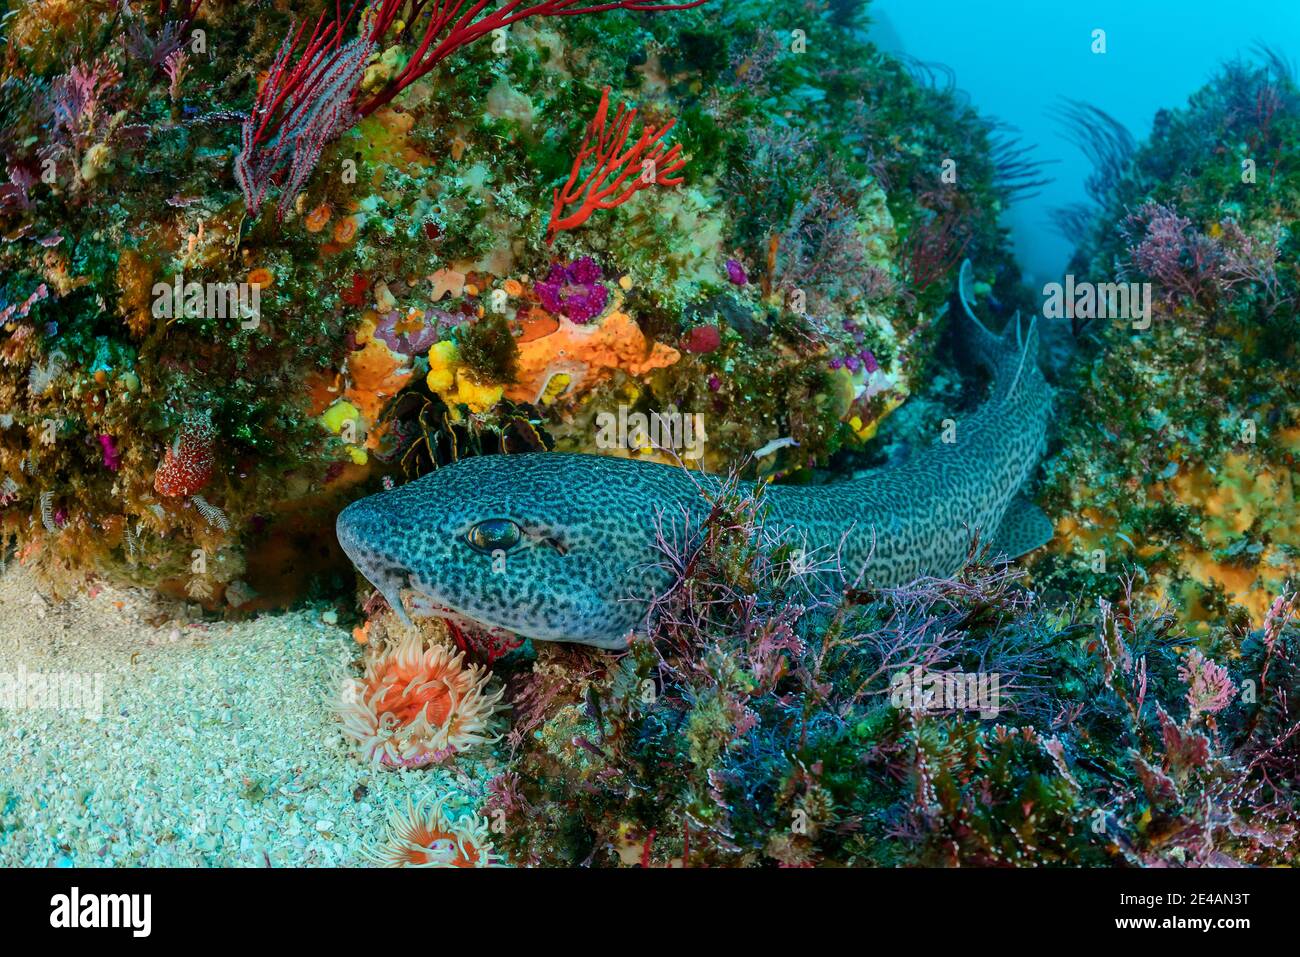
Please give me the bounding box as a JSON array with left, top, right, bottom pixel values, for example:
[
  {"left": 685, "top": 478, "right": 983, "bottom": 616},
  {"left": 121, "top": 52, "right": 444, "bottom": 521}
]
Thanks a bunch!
[{"left": 0, "top": 565, "right": 496, "bottom": 867}]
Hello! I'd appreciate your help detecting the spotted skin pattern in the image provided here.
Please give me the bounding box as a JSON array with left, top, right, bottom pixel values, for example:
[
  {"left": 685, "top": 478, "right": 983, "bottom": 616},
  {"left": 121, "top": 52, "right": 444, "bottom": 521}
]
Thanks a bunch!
[{"left": 337, "top": 282, "right": 1052, "bottom": 650}]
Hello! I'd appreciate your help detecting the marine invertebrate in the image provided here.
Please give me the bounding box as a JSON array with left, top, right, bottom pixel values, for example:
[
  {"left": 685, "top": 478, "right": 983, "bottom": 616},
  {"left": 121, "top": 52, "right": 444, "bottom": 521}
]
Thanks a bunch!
[
  {"left": 545, "top": 86, "right": 686, "bottom": 243},
  {"left": 332, "top": 215, "right": 358, "bottom": 244},
  {"left": 364, "top": 793, "right": 503, "bottom": 867},
  {"left": 153, "top": 410, "right": 215, "bottom": 498},
  {"left": 0, "top": 0, "right": 1024, "bottom": 625},
  {"left": 373, "top": 307, "right": 450, "bottom": 356},
  {"left": 239, "top": 0, "right": 706, "bottom": 219},
  {"left": 503, "top": 306, "right": 680, "bottom": 404},
  {"left": 1050, "top": 99, "right": 1136, "bottom": 206},
  {"left": 771, "top": 174, "right": 872, "bottom": 310},
  {"left": 39, "top": 490, "right": 56, "bottom": 533},
  {"left": 478, "top": 463, "right": 1067, "bottom": 866},
  {"left": 900, "top": 206, "right": 969, "bottom": 297},
  {"left": 424, "top": 340, "right": 504, "bottom": 415},
  {"left": 533, "top": 256, "right": 608, "bottom": 323},
  {"left": 1037, "top": 55, "right": 1300, "bottom": 628},
  {"left": 234, "top": 5, "right": 375, "bottom": 219},
  {"left": 97, "top": 434, "right": 120, "bottom": 472},
  {"left": 344, "top": 336, "right": 415, "bottom": 420},
  {"left": 304, "top": 202, "right": 332, "bottom": 232},
  {"left": 191, "top": 494, "right": 230, "bottom": 532},
  {"left": 1046, "top": 100, "right": 1135, "bottom": 250},
  {"left": 987, "top": 121, "right": 1055, "bottom": 203},
  {"left": 333, "top": 630, "right": 507, "bottom": 769},
  {"left": 247, "top": 267, "right": 274, "bottom": 289},
  {"left": 683, "top": 324, "right": 720, "bottom": 354}
]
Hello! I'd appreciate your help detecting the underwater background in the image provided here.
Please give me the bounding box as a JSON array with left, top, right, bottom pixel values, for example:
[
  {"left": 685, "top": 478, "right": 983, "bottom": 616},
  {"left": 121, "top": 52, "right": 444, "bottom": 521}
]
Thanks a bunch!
[
  {"left": 874, "top": 0, "right": 1300, "bottom": 283},
  {"left": 0, "top": 0, "right": 1297, "bottom": 867}
]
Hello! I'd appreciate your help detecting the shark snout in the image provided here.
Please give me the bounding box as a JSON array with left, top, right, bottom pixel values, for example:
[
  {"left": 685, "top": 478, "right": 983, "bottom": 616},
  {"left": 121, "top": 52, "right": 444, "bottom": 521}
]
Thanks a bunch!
[
  {"left": 336, "top": 498, "right": 416, "bottom": 625},
  {"left": 335, "top": 498, "right": 377, "bottom": 565}
]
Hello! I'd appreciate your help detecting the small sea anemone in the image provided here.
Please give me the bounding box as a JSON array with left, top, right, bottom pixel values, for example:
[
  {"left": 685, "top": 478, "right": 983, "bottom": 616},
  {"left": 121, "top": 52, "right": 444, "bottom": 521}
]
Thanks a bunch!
[
  {"left": 333, "top": 216, "right": 359, "bottom": 244},
  {"left": 334, "top": 630, "right": 507, "bottom": 769},
  {"left": 247, "top": 267, "right": 274, "bottom": 289},
  {"left": 364, "top": 793, "right": 503, "bottom": 867},
  {"left": 305, "top": 203, "right": 332, "bottom": 232}
]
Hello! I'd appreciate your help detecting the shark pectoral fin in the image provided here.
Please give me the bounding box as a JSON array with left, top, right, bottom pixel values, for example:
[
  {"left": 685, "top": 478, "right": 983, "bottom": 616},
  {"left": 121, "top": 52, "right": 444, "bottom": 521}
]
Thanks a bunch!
[{"left": 991, "top": 495, "right": 1054, "bottom": 560}]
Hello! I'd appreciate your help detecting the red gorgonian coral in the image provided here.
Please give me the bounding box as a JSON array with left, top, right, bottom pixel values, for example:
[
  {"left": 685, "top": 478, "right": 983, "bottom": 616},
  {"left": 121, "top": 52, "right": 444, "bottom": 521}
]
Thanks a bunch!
[
  {"left": 234, "top": 2, "right": 374, "bottom": 220},
  {"left": 545, "top": 85, "right": 686, "bottom": 243},
  {"left": 900, "top": 206, "right": 970, "bottom": 299}
]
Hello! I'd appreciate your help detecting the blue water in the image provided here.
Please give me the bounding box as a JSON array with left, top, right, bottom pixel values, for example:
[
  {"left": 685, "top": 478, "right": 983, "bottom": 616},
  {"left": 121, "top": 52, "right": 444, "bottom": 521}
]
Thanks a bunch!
[{"left": 869, "top": 0, "right": 1300, "bottom": 285}]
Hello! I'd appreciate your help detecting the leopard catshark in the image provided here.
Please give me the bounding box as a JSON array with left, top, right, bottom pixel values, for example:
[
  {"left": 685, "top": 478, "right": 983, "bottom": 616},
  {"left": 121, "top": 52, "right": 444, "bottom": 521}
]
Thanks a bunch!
[{"left": 336, "top": 261, "right": 1054, "bottom": 649}]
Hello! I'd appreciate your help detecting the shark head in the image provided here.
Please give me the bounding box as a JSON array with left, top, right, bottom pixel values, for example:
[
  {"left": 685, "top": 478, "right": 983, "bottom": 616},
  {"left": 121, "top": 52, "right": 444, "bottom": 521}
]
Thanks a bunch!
[{"left": 336, "top": 453, "right": 684, "bottom": 649}]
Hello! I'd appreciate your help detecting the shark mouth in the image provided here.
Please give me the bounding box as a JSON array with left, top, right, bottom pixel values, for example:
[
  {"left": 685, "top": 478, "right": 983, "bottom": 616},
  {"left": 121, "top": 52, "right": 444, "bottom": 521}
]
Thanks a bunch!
[
  {"left": 343, "top": 542, "right": 524, "bottom": 662},
  {"left": 401, "top": 592, "right": 525, "bottom": 663}
]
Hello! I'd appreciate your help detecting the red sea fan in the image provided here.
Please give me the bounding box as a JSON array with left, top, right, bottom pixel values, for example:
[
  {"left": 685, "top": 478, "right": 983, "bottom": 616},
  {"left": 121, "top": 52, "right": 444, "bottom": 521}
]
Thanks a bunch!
[
  {"left": 545, "top": 86, "right": 686, "bottom": 243},
  {"left": 900, "top": 206, "right": 970, "bottom": 299}
]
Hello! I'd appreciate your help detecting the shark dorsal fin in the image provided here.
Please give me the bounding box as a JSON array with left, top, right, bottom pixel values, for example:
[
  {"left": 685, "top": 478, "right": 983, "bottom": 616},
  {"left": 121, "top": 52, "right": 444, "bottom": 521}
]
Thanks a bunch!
[{"left": 957, "top": 259, "right": 1003, "bottom": 372}]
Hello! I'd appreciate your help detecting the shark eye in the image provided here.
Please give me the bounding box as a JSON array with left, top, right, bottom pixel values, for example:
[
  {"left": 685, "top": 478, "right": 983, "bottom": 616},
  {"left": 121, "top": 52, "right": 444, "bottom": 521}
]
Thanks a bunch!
[{"left": 465, "top": 518, "right": 521, "bottom": 553}]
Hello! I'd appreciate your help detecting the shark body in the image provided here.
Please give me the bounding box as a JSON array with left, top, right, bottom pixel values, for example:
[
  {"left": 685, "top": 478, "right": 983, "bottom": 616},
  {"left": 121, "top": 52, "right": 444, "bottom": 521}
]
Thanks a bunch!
[{"left": 336, "top": 263, "right": 1054, "bottom": 649}]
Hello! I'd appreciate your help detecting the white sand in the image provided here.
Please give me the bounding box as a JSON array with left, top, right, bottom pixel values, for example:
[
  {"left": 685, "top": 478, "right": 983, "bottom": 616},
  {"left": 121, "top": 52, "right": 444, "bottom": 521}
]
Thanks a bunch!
[{"left": 0, "top": 564, "right": 496, "bottom": 866}]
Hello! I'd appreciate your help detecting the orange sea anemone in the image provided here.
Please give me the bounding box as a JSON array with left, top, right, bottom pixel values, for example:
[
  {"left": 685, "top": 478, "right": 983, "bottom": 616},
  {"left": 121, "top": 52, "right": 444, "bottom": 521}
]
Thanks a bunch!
[
  {"left": 247, "top": 267, "right": 274, "bottom": 289},
  {"left": 364, "top": 793, "right": 503, "bottom": 867},
  {"left": 305, "top": 203, "right": 332, "bottom": 233},
  {"left": 333, "top": 630, "right": 507, "bottom": 769}
]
